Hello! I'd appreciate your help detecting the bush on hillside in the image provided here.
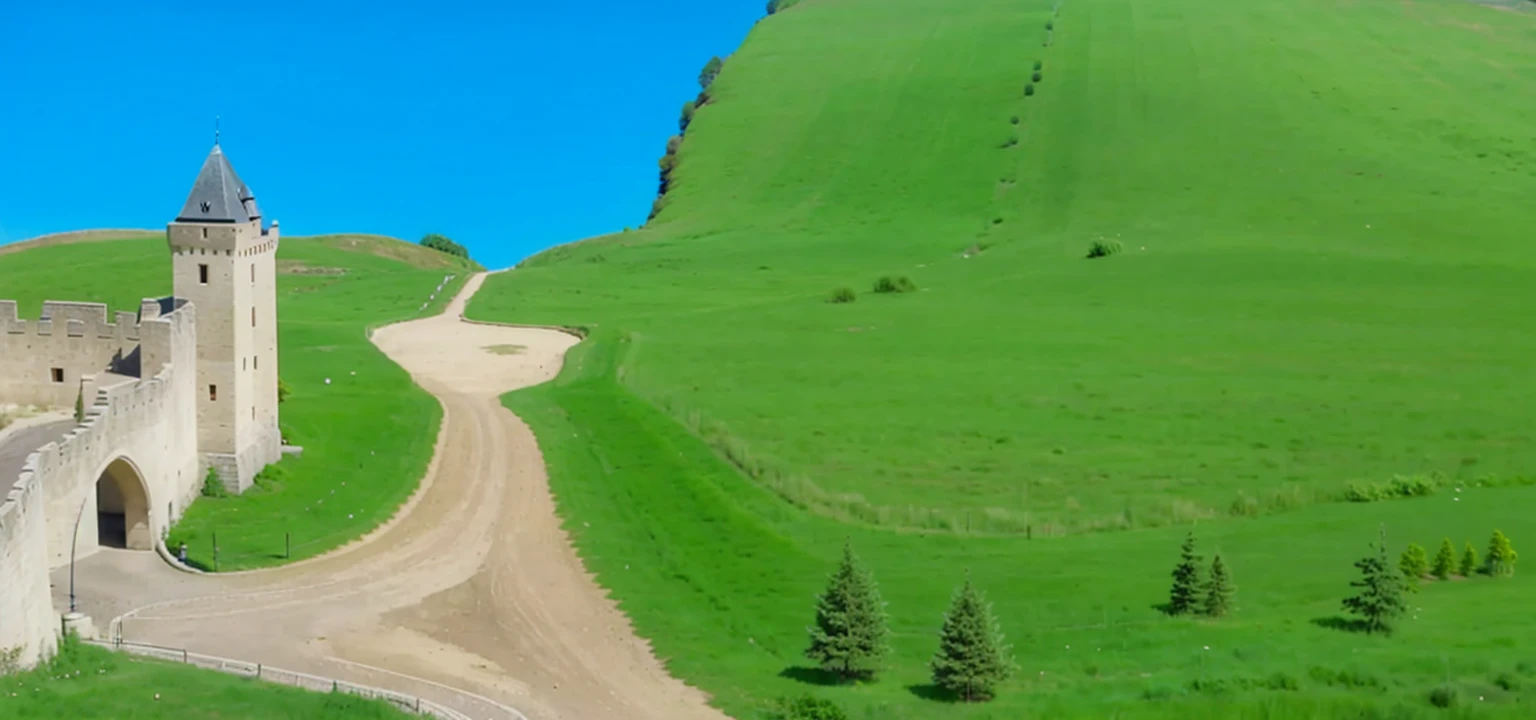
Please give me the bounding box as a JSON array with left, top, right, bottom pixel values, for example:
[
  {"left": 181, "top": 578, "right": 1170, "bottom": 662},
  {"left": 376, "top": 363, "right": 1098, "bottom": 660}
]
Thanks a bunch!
[
  {"left": 1431, "top": 537, "right": 1456, "bottom": 580},
  {"left": 827, "top": 287, "right": 856, "bottom": 304},
  {"left": 769, "top": 695, "right": 847, "bottom": 720},
  {"left": 277, "top": 377, "right": 292, "bottom": 404},
  {"left": 680, "top": 101, "right": 697, "bottom": 133},
  {"left": 1494, "top": 672, "right": 1521, "bottom": 691},
  {"left": 1399, "top": 543, "right": 1428, "bottom": 588},
  {"left": 201, "top": 466, "right": 227, "bottom": 498},
  {"left": 419, "top": 233, "right": 469, "bottom": 260},
  {"left": 1486, "top": 530, "right": 1517, "bottom": 577},
  {"left": 699, "top": 56, "right": 725, "bottom": 90},
  {"left": 872, "top": 275, "right": 918, "bottom": 294},
  {"left": 1024, "top": 83, "right": 1036, "bottom": 97},
  {"left": 1086, "top": 239, "right": 1123, "bottom": 258},
  {"left": 1010, "top": 115, "right": 1020, "bottom": 125},
  {"left": 1046, "top": 20, "right": 1054, "bottom": 30},
  {"left": 1032, "top": 71, "right": 1043, "bottom": 83},
  {"left": 1033, "top": 59, "right": 1043, "bottom": 71},
  {"left": 1428, "top": 684, "right": 1459, "bottom": 709}
]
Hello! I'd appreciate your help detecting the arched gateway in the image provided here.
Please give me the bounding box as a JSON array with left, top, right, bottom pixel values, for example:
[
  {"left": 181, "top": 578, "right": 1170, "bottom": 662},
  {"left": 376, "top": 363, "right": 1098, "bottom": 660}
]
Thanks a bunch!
[{"left": 96, "top": 457, "right": 152, "bottom": 550}]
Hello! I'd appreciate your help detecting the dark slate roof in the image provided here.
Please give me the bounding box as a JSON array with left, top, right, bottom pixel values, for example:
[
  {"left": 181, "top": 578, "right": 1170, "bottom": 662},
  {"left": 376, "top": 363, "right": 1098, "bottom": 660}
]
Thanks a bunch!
[{"left": 175, "top": 145, "right": 261, "bottom": 223}]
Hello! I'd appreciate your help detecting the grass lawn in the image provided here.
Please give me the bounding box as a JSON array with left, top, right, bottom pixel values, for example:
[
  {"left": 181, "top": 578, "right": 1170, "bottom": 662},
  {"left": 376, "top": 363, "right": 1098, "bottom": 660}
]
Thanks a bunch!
[
  {"left": 472, "top": 0, "right": 1536, "bottom": 716},
  {"left": 0, "top": 637, "right": 409, "bottom": 719},
  {"left": 0, "top": 233, "right": 477, "bottom": 570}
]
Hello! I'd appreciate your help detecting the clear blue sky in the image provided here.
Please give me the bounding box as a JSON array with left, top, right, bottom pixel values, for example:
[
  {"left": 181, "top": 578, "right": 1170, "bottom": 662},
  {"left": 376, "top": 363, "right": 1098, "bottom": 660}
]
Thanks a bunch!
[{"left": 0, "top": 1, "right": 764, "bottom": 269}]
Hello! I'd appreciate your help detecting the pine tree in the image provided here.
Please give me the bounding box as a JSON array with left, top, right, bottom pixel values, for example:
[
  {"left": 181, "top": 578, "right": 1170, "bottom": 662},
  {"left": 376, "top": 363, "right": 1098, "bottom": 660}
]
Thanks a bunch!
[
  {"left": 1202, "top": 553, "right": 1233, "bottom": 618},
  {"left": 805, "top": 539, "right": 890, "bottom": 681},
  {"left": 1431, "top": 538, "right": 1456, "bottom": 581},
  {"left": 73, "top": 384, "right": 85, "bottom": 423},
  {"left": 1167, "top": 532, "right": 1202, "bottom": 616},
  {"left": 930, "top": 574, "right": 1014, "bottom": 702},
  {"left": 1342, "top": 527, "right": 1407, "bottom": 635},
  {"left": 1460, "top": 541, "right": 1479, "bottom": 577},
  {"left": 1486, "top": 530, "right": 1518, "bottom": 578},
  {"left": 1399, "top": 542, "right": 1428, "bottom": 588}
]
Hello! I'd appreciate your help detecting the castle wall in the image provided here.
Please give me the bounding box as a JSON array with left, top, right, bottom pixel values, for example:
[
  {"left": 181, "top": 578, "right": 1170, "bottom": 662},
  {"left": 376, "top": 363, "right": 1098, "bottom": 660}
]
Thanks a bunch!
[
  {"left": 0, "top": 300, "right": 143, "bottom": 408},
  {"left": 0, "top": 463, "right": 56, "bottom": 668},
  {"left": 0, "top": 300, "right": 202, "bottom": 668}
]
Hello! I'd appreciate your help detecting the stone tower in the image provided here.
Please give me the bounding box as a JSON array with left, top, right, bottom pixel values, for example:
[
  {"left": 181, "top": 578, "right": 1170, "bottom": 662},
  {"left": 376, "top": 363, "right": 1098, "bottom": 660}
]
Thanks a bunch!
[{"left": 166, "top": 144, "right": 282, "bottom": 492}]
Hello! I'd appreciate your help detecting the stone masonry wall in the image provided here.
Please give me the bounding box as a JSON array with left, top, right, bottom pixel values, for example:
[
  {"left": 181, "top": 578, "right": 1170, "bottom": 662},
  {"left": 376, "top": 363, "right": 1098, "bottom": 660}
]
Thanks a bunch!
[{"left": 0, "top": 299, "right": 202, "bottom": 668}]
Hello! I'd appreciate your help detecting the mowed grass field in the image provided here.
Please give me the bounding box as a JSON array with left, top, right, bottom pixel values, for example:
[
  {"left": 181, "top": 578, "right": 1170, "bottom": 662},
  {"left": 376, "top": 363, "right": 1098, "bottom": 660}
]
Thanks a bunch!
[
  {"left": 0, "top": 233, "right": 475, "bottom": 570},
  {"left": 470, "top": 0, "right": 1536, "bottom": 716},
  {"left": 1, "top": 637, "right": 409, "bottom": 719}
]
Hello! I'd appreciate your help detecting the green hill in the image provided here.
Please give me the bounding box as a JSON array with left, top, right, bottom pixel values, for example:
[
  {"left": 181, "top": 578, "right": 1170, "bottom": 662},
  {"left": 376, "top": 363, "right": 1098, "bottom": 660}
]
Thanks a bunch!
[
  {"left": 470, "top": 0, "right": 1536, "bottom": 717},
  {"left": 0, "top": 232, "right": 477, "bottom": 570}
]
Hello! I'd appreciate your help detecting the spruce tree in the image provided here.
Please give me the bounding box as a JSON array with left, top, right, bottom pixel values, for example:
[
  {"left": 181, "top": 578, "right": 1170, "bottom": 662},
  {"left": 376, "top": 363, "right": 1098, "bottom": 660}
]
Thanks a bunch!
[
  {"left": 1167, "top": 532, "right": 1202, "bottom": 616},
  {"left": 1202, "top": 553, "right": 1233, "bottom": 618},
  {"left": 1486, "top": 530, "right": 1518, "bottom": 578},
  {"left": 1399, "top": 542, "right": 1428, "bottom": 588},
  {"left": 1342, "top": 527, "right": 1407, "bottom": 635},
  {"left": 930, "top": 574, "right": 1014, "bottom": 702},
  {"left": 805, "top": 539, "right": 889, "bottom": 681},
  {"left": 1460, "top": 541, "right": 1479, "bottom": 577},
  {"left": 1431, "top": 538, "right": 1456, "bottom": 580}
]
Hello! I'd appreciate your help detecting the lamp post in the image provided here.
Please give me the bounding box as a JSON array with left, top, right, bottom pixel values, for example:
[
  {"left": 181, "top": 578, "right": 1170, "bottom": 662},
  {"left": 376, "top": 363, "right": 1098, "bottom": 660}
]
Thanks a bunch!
[{"left": 69, "top": 493, "right": 89, "bottom": 614}]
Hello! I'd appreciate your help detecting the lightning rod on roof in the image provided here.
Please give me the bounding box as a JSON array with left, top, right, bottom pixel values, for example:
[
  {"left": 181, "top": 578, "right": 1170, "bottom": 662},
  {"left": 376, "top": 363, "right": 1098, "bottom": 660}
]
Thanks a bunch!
[{"left": 215, "top": 115, "right": 221, "bottom": 146}]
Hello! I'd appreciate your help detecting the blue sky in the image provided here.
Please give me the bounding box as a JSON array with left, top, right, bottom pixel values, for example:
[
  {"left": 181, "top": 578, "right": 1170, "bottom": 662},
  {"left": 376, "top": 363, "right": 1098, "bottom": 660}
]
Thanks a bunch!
[{"left": 0, "top": 1, "right": 764, "bottom": 269}]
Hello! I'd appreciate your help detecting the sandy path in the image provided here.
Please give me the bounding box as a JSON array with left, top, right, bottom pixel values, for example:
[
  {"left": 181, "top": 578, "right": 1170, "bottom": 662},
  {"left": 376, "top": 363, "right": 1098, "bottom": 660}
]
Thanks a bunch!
[{"left": 56, "top": 273, "right": 729, "bottom": 720}]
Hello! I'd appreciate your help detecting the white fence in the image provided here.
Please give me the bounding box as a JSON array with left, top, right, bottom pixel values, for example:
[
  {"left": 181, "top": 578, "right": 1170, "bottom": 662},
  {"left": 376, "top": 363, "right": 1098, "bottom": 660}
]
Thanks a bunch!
[{"left": 85, "top": 639, "right": 475, "bottom": 720}]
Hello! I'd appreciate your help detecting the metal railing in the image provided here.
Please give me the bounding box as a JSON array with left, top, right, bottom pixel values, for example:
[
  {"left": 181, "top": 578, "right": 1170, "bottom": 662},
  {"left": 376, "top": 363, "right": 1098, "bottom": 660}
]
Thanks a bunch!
[{"left": 85, "top": 639, "right": 475, "bottom": 720}]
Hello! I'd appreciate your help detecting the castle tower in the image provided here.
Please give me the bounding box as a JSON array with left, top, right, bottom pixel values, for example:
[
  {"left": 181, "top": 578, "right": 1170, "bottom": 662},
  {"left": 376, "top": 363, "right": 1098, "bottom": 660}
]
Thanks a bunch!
[{"left": 166, "top": 143, "right": 282, "bottom": 492}]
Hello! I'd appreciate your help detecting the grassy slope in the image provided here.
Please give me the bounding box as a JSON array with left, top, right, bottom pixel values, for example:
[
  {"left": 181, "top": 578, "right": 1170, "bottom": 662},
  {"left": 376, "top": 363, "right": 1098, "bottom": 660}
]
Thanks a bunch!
[
  {"left": 2, "top": 639, "right": 408, "bottom": 719},
  {"left": 0, "top": 233, "right": 476, "bottom": 569},
  {"left": 473, "top": 0, "right": 1536, "bottom": 717}
]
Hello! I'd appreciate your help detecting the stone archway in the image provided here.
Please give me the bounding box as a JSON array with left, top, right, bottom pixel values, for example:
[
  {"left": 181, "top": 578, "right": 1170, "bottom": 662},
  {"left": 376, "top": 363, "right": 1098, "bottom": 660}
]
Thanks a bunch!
[{"left": 96, "top": 457, "right": 151, "bottom": 550}]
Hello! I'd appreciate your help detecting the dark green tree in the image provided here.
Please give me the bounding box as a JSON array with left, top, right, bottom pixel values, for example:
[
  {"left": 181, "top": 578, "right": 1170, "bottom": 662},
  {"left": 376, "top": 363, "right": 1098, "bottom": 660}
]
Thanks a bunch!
[
  {"left": 698, "top": 56, "right": 725, "bottom": 90},
  {"left": 1167, "top": 532, "right": 1201, "bottom": 615},
  {"left": 1202, "top": 553, "right": 1233, "bottom": 618},
  {"left": 1342, "top": 527, "right": 1407, "bottom": 635},
  {"left": 74, "top": 384, "right": 85, "bottom": 423},
  {"left": 1399, "top": 542, "right": 1428, "bottom": 589},
  {"left": 1486, "top": 530, "right": 1518, "bottom": 577},
  {"left": 277, "top": 377, "right": 292, "bottom": 404},
  {"left": 1431, "top": 537, "right": 1456, "bottom": 580},
  {"left": 929, "top": 573, "right": 1013, "bottom": 701},
  {"left": 1460, "top": 541, "right": 1479, "bottom": 577},
  {"left": 679, "top": 101, "right": 697, "bottom": 133},
  {"left": 805, "top": 539, "right": 890, "bottom": 681},
  {"left": 419, "top": 233, "right": 469, "bottom": 259}
]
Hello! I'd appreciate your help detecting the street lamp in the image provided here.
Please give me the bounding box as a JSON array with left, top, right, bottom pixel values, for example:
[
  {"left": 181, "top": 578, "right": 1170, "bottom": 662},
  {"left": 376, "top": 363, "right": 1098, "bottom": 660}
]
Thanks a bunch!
[{"left": 68, "top": 493, "right": 88, "bottom": 614}]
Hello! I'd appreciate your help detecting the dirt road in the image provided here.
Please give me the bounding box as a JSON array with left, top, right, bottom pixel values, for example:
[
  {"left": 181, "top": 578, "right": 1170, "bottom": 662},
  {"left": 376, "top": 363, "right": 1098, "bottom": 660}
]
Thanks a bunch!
[{"left": 54, "top": 273, "right": 730, "bottom": 720}]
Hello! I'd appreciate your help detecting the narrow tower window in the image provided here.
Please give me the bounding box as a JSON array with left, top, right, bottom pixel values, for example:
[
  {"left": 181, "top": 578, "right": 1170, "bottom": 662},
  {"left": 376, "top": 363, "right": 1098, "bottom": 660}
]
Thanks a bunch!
[
  {"left": 201, "top": 228, "right": 208, "bottom": 239},
  {"left": 251, "top": 308, "right": 256, "bottom": 327},
  {"left": 209, "top": 385, "right": 217, "bottom": 401},
  {"left": 51, "top": 368, "right": 64, "bottom": 383},
  {"left": 199, "top": 264, "right": 209, "bottom": 285},
  {"left": 250, "top": 265, "right": 255, "bottom": 283}
]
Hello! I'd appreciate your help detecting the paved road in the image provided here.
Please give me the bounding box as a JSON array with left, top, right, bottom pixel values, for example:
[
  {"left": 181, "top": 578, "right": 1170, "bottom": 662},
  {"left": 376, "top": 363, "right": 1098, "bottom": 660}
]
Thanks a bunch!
[
  {"left": 55, "top": 273, "right": 730, "bottom": 720},
  {"left": 1, "top": 416, "right": 74, "bottom": 493}
]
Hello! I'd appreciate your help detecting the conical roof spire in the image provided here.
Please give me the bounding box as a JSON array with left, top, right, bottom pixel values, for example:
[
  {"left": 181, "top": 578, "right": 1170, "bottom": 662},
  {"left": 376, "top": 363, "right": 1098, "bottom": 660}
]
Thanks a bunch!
[{"left": 176, "top": 144, "right": 260, "bottom": 223}]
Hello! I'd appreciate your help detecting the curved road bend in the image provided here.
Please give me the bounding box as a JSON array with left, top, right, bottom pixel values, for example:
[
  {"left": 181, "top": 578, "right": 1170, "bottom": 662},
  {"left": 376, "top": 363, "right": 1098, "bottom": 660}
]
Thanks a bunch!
[{"left": 52, "top": 273, "right": 730, "bottom": 720}]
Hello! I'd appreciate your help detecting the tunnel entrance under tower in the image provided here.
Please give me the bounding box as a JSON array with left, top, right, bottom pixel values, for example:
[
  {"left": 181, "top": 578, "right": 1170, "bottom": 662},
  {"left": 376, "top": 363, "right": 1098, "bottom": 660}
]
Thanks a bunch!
[{"left": 96, "top": 457, "right": 151, "bottom": 550}]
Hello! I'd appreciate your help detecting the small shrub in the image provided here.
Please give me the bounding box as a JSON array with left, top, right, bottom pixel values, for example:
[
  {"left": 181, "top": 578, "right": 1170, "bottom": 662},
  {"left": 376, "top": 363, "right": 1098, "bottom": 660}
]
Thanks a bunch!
[
  {"left": 827, "top": 287, "right": 856, "bottom": 304},
  {"left": 277, "top": 377, "right": 292, "bottom": 404},
  {"left": 1486, "top": 529, "right": 1518, "bottom": 577},
  {"left": 1399, "top": 543, "right": 1429, "bottom": 586},
  {"left": 872, "top": 275, "right": 918, "bottom": 294},
  {"left": 1010, "top": 115, "right": 1020, "bottom": 125},
  {"left": 1494, "top": 672, "right": 1521, "bottom": 691},
  {"left": 1024, "top": 83, "right": 1036, "bottom": 97},
  {"left": 1045, "top": 21, "right": 1054, "bottom": 30},
  {"left": 1032, "top": 71, "right": 1043, "bottom": 83},
  {"left": 1033, "top": 59, "right": 1044, "bottom": 71},
  {"left": 1264, "top": 672, "right": 1300, "bottom": 691},
  {"left": 1428, "top": 684, "right": 1459, "bottom": 709},
  {"left": 1086, "top": 239, "right": 1123, "bottom": 258},
  {"left": 201, "top": 466, "right": 227, "bottom": 498},
  {"left": 770, "top": 695, "right": 848, "bottom": 720}
]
